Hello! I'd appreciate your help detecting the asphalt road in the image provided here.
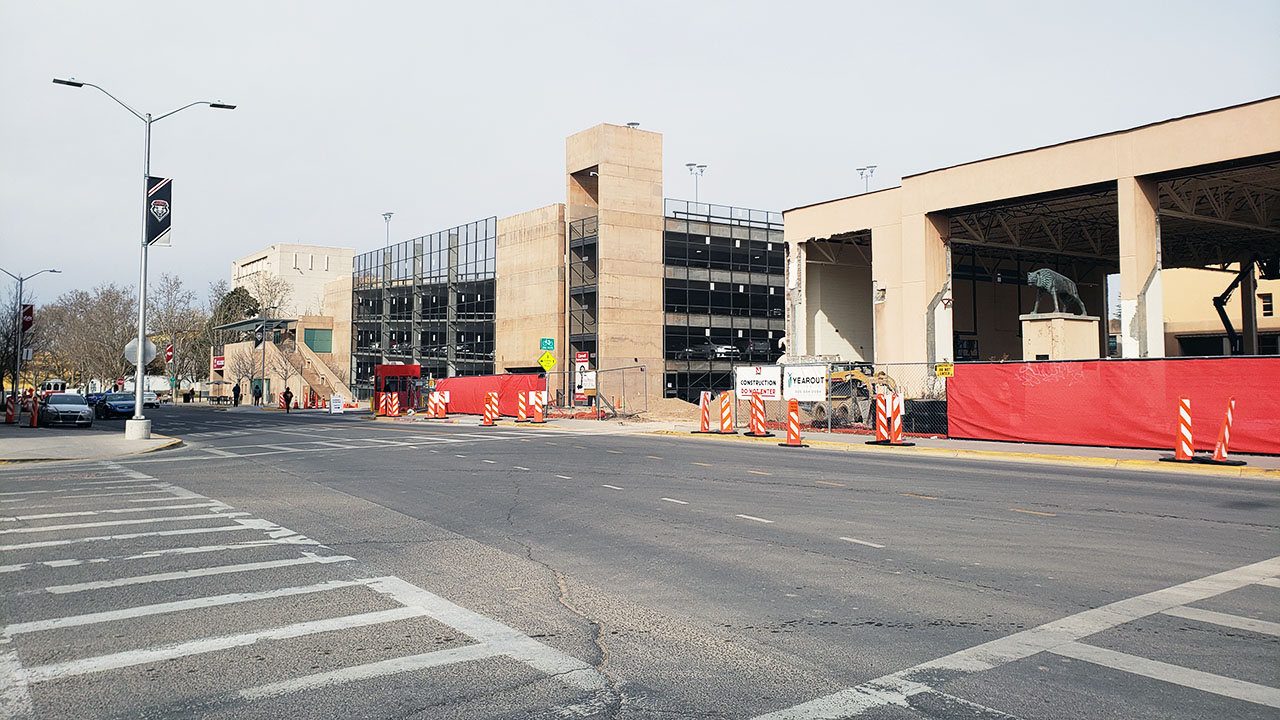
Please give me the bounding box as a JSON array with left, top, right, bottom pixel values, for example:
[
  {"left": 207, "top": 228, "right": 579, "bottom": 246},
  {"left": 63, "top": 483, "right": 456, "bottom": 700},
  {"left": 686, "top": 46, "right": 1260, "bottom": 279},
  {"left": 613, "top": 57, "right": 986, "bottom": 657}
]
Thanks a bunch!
[{"left": 1, "top": 405, "right": 1277, "bottom": 719}]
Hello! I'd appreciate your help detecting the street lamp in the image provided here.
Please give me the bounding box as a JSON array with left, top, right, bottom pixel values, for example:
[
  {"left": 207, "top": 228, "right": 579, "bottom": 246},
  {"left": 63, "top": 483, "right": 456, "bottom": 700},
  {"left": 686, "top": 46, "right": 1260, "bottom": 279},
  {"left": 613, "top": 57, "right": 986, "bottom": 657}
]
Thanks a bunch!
[
  {"left": 857, "top": 165, "right": 877, "bottom": 194},
  {"left": 54, "top": 77, "right": 235, "bottom": 439},
  {"left": 0, "top": 267, "right": 61, "bottom": 421},
  {"left": 383, "top": 212, "right": 394, "bottom": 248},
  {"left": 685, "top": 163, "right": 707, "bottom": 204}
]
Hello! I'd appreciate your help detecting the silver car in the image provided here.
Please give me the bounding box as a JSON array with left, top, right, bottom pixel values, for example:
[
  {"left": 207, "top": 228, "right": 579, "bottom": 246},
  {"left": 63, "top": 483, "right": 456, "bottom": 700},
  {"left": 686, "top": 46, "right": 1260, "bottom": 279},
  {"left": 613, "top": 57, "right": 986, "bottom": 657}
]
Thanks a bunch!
[{"left": 38, "top": 393, "right": 94, "bottom": 427}]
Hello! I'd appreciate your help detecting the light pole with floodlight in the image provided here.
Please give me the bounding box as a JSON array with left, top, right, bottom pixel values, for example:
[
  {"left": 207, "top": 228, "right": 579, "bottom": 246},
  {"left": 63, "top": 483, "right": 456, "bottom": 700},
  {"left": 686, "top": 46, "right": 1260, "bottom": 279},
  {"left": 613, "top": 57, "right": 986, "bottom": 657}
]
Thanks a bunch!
[
  {"left": 0, "top": 267, "right": 61, "bottom": 420},
  {"left": 857, "top": 165, "right": 877, "bottom": 193},
  {"left": 383, "top": 212, "right": 394, "bottom": 248},
  {"left": 685, "top": 163, "right": 707, "bottom": 204},
  {"left": 54, "top": 77, "right": 235, "bottom": 439}
]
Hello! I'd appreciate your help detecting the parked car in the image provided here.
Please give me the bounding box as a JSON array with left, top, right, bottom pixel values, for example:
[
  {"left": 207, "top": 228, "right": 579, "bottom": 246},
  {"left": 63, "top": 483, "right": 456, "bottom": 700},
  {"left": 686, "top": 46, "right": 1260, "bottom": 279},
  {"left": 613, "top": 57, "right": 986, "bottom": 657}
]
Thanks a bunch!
[
  {"left": 85, "top": 392, "right": 107, "bottom": 406},
  {"left": 38, "top": 393, "right": 94, "bottom": 427},
  {"left": 739, "top": 339, "right": 776, "bottom": 360},
  {"left": 95, "top": 393, "right": 136, "bottom": 419},
  {"left": 143, "top": 391, "right": 159, "bottom": 408},
  {"left": 683, "top": 340, "right": 741, "bottom": 360}
]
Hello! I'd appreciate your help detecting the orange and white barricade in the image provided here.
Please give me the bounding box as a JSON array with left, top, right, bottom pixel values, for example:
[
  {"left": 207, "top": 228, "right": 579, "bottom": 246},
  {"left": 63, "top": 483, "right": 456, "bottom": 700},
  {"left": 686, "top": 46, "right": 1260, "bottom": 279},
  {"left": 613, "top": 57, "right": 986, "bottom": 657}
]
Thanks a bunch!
[
  {"left": 744, "top": 394, "right": 773, "bottom": 437},
  {"left": 1162, "top": 395, "right": 1195, "bottom": 462},
  {"left": 4, "top": 394, "right": 14, "bottom": 424},
  {"left": 386, "top": 392, "right": 400, "bottom": 417},
  {"left": 866, "top": 393, "right": 914, "bottom": 447},
  {"left": 691, "top": 391, "right": 713, "bottom": 434},
  {"left": 1208, "top": 396, "right": 1246, "bottom": 465},
  {"left": 28, "top": 395, "right": 38, "bottom": 428},
  {"left": 279, "top": 394, "right": 287, "bottom": 410},
  {"left": 530, "top": 390, "right": 547, "bottom": 424},
  {"left": 481, "top": 391, "right": 499, "bottom": 426},
  {"left": 515, "top": 391, "right": 529, "bottom": 423},
  {"left": 718, "top": 391, "right": 736, "bottom": 434},
  {"left": 778, "top": 399, "right": 807, "bottom": 448}
]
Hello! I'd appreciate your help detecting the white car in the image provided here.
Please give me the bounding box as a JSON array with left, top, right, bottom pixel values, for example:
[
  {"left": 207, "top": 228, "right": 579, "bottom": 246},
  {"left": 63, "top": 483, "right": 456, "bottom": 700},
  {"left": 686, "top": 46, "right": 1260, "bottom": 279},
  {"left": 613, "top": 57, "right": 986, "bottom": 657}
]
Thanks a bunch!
[{"left": 143, "top": 392, "right": 159, "bottom": 408}]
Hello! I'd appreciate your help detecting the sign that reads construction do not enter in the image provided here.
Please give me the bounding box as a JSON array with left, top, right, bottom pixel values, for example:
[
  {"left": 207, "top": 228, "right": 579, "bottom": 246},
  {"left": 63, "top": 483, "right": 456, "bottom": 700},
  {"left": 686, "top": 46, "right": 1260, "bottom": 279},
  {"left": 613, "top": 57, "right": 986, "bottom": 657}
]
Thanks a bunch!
[
  {"left": 783, "top": 365, "right": 828, "bottom": 402},
  {"left": 734, "top": 364, "right": 782, "bottom": 400}
]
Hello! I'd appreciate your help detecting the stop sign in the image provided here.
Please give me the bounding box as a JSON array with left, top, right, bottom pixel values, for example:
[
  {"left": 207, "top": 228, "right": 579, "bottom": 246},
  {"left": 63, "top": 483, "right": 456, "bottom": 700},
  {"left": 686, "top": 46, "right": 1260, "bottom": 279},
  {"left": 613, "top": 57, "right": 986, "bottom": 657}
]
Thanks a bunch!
[{"left": 116, "top": 378, "right": 125, "bottom": 388}]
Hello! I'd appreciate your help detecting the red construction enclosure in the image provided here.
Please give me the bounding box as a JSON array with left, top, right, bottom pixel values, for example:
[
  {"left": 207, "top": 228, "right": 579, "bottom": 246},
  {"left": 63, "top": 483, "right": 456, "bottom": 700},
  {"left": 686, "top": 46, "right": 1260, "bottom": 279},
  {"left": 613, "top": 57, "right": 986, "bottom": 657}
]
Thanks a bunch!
[
  {"left": 434, "top": 374, "right": 543, "bottom": 418},
  {"left": 947, "top": 357, "right": 1280, "bottom": 455},
  {"left": 373, "top": 364, "right": 421, "bottom": 413}
]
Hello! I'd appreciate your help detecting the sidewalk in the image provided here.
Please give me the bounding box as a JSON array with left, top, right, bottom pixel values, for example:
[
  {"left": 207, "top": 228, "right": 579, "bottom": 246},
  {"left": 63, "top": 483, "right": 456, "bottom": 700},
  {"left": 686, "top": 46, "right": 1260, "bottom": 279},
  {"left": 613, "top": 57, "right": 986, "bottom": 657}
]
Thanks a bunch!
[{"left": 0, "top": 421, "right": 180, "bottom": 462}]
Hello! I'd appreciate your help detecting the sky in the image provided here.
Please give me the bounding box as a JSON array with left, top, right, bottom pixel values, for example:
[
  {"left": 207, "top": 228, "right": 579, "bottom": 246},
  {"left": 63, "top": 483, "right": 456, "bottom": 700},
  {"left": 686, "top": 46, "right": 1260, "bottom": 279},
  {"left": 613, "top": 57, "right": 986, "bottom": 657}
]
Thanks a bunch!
[{"left": 2, "top": 0, "right": 1278, "bottom": 306}]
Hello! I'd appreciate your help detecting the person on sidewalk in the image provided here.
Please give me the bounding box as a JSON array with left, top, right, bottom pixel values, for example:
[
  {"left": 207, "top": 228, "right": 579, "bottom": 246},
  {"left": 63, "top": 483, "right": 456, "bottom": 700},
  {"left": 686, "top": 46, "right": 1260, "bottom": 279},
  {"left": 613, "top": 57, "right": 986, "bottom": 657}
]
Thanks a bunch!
[
  {"left": 252, "top": 383, "right": 262, "bottom": 406},
  {"left": 232, "top": 384, "right": 241, "bottom": 407},
  {"left": 281, "top": 387, "right": 293, "bottom": 413}
]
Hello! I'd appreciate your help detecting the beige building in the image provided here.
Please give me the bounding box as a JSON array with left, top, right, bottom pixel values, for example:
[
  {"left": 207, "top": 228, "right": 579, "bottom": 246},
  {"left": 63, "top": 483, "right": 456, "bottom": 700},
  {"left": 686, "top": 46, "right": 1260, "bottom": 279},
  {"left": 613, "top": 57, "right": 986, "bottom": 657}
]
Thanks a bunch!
[
  {"left": 231, "top": 243, "right": 355, "bottom": 318},
  {"left": 784, "top": 96, "right": 1280, "bottom": 364}
]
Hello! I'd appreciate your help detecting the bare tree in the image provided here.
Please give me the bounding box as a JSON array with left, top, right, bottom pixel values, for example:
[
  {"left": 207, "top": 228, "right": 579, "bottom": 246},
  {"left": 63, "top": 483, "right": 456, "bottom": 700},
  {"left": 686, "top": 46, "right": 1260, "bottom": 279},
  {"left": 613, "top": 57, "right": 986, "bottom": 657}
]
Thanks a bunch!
[
  {"left": 244, "top": 275, "right": 292, "bottom": 317},
  {"left": 224, "top": 348, "right": 256, "bottom": 398},
  {"left": 149, "top": 273, "right": 207, "bottom": 391},
  {"left": 268, "top": 349, "right": 300, "bottom": 403}
]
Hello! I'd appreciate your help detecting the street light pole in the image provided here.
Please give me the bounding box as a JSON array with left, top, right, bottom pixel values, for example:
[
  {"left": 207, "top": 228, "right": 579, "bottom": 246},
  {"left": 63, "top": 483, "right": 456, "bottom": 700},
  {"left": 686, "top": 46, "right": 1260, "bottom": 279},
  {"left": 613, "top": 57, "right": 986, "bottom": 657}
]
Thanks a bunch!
[
  {"left": 383, "top": 212, "right": 394, "bottom": 248},
  {"left": 256, "top": 305, "right": 279, "bottom": 406},
  {"left": 857, "top": 165, "right": 877, "bottom": 194},
  {"left": 685, "top": 163, "right": 707, "bottom": 204},
  {"left": 54, "top": 78, "right": 235, "bottom": 439},
  {"left": 0, "top": 267, "right": 61, "bottom": 420}
]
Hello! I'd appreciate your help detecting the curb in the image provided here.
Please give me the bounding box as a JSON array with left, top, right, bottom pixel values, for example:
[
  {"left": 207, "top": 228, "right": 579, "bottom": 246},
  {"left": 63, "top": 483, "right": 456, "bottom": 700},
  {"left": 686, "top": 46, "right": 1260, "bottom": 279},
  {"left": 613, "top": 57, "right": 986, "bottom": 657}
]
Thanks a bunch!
[
  {"left": 0, "top": 434, "right": 184, "bottom": 465},
  {"left": 649, "top": 430, "right": 1280, "bottom": 480}
]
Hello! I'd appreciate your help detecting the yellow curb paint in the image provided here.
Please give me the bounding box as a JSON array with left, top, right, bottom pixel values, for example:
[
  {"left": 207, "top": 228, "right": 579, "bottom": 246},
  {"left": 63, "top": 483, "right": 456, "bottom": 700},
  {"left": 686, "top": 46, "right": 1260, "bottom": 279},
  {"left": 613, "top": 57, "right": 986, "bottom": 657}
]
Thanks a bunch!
[
  {"left": 607, "top": 450, "right": 622, "bottom": 454},
  {"left": 1009, "top": 508, "right": 1057, "bottom": 517},
  {"left": 748, "top": 470, "right": 772, "bottom": 476},
  {"left": 692, "top": 462, "right": 712, "bottom": 467},
  {"left": 815, "top": 480, "right": 845, "bottom": 487},
  {"left": 646, "top": 456, "right": 663, "bottom": 460}
]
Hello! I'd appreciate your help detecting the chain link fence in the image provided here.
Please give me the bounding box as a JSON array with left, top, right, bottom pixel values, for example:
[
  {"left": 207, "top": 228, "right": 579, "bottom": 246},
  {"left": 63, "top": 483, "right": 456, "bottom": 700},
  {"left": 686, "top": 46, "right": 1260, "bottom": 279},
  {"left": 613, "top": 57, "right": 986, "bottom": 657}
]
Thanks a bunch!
[
  {"left": 731, "top": 361, "right": 949, "bottom": 437},
  {"left": 541, "top": 366, "right": 649, "bottom": 419}
]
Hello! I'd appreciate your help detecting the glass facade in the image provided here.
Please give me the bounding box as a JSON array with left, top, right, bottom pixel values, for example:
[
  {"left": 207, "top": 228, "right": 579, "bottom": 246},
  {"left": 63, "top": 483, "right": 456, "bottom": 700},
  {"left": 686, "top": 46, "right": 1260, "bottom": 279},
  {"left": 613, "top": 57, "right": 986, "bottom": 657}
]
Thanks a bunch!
[
  {"left": 351, "top": 217, "right": 497, "bottom": 400},
  {"left": 662, "top": 199, "right": 785, "bottom": 402},
  {"left": 568, "top": 216, "right": 599, "bottom": 370}
]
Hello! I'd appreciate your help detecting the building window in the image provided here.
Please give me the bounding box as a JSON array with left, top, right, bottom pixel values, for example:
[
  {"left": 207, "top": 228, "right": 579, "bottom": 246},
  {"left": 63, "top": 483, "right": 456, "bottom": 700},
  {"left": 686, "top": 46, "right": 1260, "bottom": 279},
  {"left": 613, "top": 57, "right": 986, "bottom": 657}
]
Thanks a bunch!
[
  {"left": 293, "top": 252, "right": 299, "bottom": 269},
  {"left": 309, "top": 254, "right": 314, "bottom": 270},
  {"left": 304, "top": 329, "right": 333, "bottom": 353},
  {"left": 1261, "top": 293, "right": 1274, "bottom": 317},
  {"left": 325, "top": 256, "right": 330, "bottom": 271}
]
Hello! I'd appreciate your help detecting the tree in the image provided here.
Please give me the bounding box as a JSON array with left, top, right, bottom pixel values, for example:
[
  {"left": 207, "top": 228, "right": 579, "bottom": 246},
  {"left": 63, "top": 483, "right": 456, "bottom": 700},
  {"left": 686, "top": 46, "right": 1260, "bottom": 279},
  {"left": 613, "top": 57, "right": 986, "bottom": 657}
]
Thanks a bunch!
[
  {"left": 268, "top": 349, "right": 300, "bottom": 402},
  {"left": 243, "top": 275, "right": 291, "bottom": 317},
  {"left": 37, "top": 284, "right": 137, "bottom": 391},
  {"left": 224, "top": 348, "right": 256, "bottom": 397},
  {"left": 149, "top": 273, "right": 210, "bottom": 389}
]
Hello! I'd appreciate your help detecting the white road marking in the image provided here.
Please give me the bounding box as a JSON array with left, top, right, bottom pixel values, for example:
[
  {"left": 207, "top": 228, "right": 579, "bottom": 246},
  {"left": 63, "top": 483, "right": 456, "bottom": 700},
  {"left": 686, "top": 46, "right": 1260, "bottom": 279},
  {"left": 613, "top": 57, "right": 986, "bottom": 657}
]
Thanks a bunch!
[
  {"left": 661, "top": 498, "right": 689, "bottom": 505},
  {"left": 4, "top": 578, "right": 368, "bottom": 636},
  {"left": 513, "top": 466, "right": 530, "bottom": 471},
  {"left": 0, "top": 519, "right": 272, "bottom": 552},
  {"left": 0, "top": 650, "right": 33, "bottom": 718},
  {"left": 43, "top": 552, "right": 353, "bottom": 594},
  {"left": 0, "top": 502, "right": 220, "bottom": 522},
  {"left": 752, "top": 555, "right": 1280, "bottom": 719},
  {"left": 202, "top": 447, "right": 237, "bottom": 457},
  {"left": 240, "top": 643, "right": 503, "bottom": 700},
  {"left": 1162, "top": 606, "right": 1280, "bottom": 636},
  {"left": 0, "top": 512, "right": 248, "bottom": 536},
  {"left": 556, "top": 475, "right": 572, "bottom": 480},
  {"left": 1051, "top": 641, "right": 1280, "bottom": 708},
  {"left": 0, "top": 537, "right": 320, "bottom": 574},
  {"left": 840, "top": 537, "right": 885, "bottom": 549},
  {"left": 736, "top": 514, "right": 774, "bottom": 524},
  {"left": 601, "top": 485, "right": 623, "bottom": 491},
  {"left": 483, "top": 460, "right": 496, "bottom": 464},
  {"left": 15, "top": 607, "right": 426, "bottom": 684},
  {"left": 1257, "top": 577, "right": 1280, "bottom": 589}
]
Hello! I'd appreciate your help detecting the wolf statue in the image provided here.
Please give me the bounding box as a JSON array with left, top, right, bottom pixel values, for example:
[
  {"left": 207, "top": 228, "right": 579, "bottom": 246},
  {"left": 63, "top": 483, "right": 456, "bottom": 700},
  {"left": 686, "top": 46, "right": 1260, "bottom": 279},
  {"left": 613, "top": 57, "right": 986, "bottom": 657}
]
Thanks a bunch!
[{"left": 1026, "top": 268, "right": 1086, "bottom": 315}]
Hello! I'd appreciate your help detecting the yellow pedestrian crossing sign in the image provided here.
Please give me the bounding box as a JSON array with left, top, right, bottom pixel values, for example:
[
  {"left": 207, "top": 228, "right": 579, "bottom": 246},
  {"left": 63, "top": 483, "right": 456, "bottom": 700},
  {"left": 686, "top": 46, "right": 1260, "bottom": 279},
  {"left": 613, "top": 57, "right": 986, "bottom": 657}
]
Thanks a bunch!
[{"left": 538, "top": 351, "right": 557, "bottom": 371}]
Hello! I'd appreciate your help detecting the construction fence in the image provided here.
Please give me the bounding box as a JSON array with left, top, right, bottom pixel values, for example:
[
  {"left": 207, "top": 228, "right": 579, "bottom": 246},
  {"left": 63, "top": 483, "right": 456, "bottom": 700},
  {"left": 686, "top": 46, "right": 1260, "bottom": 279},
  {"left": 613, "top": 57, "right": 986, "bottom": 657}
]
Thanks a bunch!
[
  {"left": 542, "top": 365, "right": 649, "bottom": 419},
  {"left": 728, "top": 362, "right": 949, "bottom": 438}
]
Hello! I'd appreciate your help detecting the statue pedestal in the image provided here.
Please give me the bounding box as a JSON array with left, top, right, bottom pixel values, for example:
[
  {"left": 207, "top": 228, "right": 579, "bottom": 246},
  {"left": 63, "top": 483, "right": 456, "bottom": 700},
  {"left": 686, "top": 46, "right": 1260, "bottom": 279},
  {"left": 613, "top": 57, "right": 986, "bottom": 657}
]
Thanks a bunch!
[{"left": 1020, "top": 313, "right": 1100, "bottom": 361}]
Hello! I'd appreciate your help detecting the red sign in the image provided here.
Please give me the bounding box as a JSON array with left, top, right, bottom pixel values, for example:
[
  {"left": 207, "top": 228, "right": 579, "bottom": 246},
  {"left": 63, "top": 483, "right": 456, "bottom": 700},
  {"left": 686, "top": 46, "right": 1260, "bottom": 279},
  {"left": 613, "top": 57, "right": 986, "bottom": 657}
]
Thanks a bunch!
[
  {"left": 165, "top": 344, "right": 174, "bottom": 362},
  {"left": 20, "top": 304, "right": 34, "bottom": 332},
  {"left": 212, "top": 356, "right": 225, "bottom": 370},
  {"left": 116, "top": 378, "right": 125, "bottom": 388},
  {"left": 575, "top": 351, "right": 590, "bottom": 363}
]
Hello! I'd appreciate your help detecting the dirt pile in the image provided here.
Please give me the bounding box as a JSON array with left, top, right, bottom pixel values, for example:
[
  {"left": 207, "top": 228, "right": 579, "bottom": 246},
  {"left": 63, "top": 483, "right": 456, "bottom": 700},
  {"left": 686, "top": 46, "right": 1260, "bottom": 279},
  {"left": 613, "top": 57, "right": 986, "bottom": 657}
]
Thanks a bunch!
[{"left": 631, "top": 396, "right": 702, "bottom": 423}]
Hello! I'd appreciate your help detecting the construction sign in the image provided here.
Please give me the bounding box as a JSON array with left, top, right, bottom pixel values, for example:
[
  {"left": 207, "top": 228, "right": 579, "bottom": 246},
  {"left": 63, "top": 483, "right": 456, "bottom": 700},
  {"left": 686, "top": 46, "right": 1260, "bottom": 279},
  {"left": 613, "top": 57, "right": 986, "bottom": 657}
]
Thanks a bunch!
[
  {"left": 734, "top": 364, "right": 781, "bottom": 400},
  {"left": 538, "top": 351, "right": 557, "bottom": 371},
  {"left": 934, "top": 363, "right": 955, "bottom": 378}
]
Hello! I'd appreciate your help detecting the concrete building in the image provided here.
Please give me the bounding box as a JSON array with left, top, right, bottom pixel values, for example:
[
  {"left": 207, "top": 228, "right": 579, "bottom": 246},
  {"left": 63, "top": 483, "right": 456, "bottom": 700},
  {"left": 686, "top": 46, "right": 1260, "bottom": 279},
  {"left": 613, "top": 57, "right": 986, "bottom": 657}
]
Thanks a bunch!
[
  {"left": 349, "top": 123, "right": 784, "bottom": 405},
  {"left": 784, "top": 96, "right": 1280, "bottom": 365},
  {"left": 231, "top": 243, "right": 355, "bottom": 318}
]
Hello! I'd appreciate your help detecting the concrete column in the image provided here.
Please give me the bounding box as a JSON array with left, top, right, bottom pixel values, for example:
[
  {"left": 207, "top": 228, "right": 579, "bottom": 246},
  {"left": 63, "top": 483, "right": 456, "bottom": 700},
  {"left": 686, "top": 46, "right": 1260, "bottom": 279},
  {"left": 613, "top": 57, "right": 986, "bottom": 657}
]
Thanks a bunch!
[
  {"left": 785, "top": 241, "right": 807, "bottom": 357},
  {"left": 1241, "top": 262, "right": 1259, "bottom": 354},
  {"left": 1118, "top": 176, "right": 1164, "bottom": 357},
  {"left": 900, "top": 213, "right": 952, "bottom": 364}
]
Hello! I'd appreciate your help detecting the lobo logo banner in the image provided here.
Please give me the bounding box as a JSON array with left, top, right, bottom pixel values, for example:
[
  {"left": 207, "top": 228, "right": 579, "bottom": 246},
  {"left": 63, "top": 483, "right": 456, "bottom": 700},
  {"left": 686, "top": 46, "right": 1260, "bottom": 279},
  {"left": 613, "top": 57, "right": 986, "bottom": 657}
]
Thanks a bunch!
[
  {"left": 734, "top": 364, "right": 781, "bottom": 400},
  {"left": 783, "top": 365, "right": 828, "bottom": 402},
  {"left": 145, "top": 176, "right": 172, "bottom": 246}
]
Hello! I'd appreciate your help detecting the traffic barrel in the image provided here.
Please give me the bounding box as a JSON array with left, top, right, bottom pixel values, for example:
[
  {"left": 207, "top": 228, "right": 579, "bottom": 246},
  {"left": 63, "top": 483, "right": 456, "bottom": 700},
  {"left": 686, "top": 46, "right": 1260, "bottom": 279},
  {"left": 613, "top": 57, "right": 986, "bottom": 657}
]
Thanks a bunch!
[
  {"left": 691, "top": 391, "right": 713, "bottom": 434},
  {"left": 778, "top": 399, "right": 807, "bottom": 448},
  {"left": 4, "top": 395, "right": 14, "bottom": 424},
  {"left": 530, "top": 390, "right": 546, "bottom": 424},
  {"left": 744, "top": 394, "right": 774, "bottom": 437},
  {"left": 28, "top": 396, "right": 38, "bottom": 428},
  {"left": 481, "top": 391, "right": 498, "bottom": 426}
]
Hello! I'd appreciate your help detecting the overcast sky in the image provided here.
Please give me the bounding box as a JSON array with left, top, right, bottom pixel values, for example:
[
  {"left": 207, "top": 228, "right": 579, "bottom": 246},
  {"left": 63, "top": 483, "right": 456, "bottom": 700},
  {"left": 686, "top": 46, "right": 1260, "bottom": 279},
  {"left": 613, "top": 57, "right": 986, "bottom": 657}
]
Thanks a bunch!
[{"left": 2, "top": 1, "right": 1278, "bottom": 305}]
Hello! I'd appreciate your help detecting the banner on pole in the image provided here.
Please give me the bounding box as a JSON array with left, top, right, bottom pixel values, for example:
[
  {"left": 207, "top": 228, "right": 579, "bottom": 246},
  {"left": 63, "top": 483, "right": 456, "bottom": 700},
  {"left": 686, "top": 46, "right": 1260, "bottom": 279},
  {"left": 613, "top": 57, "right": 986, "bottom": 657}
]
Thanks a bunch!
[{"left": 145, "top": 176, "right": 172, "bottom": 246}]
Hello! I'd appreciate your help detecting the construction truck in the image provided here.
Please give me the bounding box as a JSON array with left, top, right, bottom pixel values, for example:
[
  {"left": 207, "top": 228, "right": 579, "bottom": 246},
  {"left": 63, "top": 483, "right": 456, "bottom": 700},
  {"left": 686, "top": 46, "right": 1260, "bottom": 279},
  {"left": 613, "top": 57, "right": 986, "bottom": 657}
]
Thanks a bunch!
[{"left": 805, "top": 364, "right": 898, "bottom": 427}]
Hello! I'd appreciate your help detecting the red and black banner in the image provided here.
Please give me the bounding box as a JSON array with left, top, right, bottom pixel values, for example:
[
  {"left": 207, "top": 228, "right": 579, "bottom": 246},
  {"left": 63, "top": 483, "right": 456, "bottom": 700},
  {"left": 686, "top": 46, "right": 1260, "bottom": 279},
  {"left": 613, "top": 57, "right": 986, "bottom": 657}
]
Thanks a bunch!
[
  {"left": 145, "top": 176, "right": 172, "bottom": 246},
  {"left": 20, "top": 304, "right": 34, "bottom": 332}
]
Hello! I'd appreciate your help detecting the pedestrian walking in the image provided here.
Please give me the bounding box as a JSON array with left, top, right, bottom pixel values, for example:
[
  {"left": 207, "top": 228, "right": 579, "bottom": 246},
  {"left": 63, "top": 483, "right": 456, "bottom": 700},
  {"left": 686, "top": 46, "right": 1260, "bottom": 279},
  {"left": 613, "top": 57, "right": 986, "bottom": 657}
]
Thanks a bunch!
[
  {"left": 282, "top": 387, "right": 293, "bottom": 413},
  {"left": 252, "top": 383, "right": 262, "bottom": 406},
  {"left": 232, "top": 383, "right": 241, "bottom": 407}
]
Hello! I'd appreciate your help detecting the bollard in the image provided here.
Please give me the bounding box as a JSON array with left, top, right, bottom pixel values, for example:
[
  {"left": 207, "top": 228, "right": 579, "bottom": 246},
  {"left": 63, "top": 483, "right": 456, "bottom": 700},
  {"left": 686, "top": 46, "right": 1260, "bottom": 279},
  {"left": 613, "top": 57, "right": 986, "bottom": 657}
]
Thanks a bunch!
[
  {"left": 28, "top": 396, "right": 38, "bottom": 428},
  {"left": 744, "top": 394, "right": 774, "bottom": 438},
  {"left": 865, "top": 392, "right": 915, "bottom": 447},
  {"left": 4, "top": 395, "right": 13, "bottom": 424},
  {"left": 386, "top": 392, "right": 400, "bottom": 417},
  {"left": 1175, "top": 396, "right": 1193, "bottom": 461},
  {"left": 530, "top": 390, "right": 546, "bottom": 424},
  {"left": 718, "top": 391, "right": 737, "bottom": 434},
  {"left": 778, "top": 399, "right": 807, "bottom": 448}
]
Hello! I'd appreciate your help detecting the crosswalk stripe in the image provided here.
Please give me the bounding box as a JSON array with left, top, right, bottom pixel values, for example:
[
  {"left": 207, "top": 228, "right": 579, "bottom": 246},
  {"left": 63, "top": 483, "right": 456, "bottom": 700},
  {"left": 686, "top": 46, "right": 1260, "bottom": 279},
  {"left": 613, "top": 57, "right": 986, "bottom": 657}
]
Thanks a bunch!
[
  {"left": 239, "top": 643, "right": 503, "bottom": 700},
  {"left": 44, "top": 552, "right": 353, "bottom": 594},
  {"left": 0, "top": 521, "right": 267, "bottom": 552},
  {"left": 0, "top": 512, "right": 248, "bottom": 535}
]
